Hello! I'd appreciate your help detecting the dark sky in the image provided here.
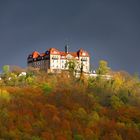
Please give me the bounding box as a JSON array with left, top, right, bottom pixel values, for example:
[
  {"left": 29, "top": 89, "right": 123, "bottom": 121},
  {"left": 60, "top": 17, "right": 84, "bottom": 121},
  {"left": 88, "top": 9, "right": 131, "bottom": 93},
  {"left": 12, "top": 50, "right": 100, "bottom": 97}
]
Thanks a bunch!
[{"left": 0, "top": 0, "right": 140, "bottom": 74}]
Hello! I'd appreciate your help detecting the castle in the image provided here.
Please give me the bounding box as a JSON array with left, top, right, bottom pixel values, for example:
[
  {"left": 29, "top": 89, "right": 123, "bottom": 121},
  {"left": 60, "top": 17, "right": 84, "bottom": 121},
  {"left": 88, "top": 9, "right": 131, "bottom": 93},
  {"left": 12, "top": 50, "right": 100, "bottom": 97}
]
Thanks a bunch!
[{"left": 27, "top": 46, "right": 90, "bottom": 73}]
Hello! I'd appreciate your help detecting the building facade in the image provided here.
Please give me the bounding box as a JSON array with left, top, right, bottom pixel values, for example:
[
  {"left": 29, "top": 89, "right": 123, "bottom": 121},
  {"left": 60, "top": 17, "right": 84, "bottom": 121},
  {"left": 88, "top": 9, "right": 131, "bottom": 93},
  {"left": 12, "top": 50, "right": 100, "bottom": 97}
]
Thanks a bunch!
[{"left": 27, "top": 46, "right": 90, "bottom": 73}]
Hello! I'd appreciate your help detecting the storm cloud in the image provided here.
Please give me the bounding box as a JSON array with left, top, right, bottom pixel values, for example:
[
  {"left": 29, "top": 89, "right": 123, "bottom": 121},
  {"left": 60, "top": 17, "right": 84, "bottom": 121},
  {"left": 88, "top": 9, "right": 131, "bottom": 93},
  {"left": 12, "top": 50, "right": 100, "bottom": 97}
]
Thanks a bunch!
[{"left": 0, "top": 0, "right": 140, "bottom": 74}]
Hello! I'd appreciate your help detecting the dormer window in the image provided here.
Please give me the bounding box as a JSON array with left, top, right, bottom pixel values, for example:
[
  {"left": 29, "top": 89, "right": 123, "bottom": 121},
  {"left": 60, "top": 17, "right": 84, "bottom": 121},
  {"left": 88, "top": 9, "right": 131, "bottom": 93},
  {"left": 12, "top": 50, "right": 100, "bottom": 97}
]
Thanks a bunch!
[
  {"left": 52, "top": 56, "right": 58, "bottom": 60},
  {"left": 81, "top": 58, "right": 87, "bottom": 61},
  {"left": 66, "top": 54, "right": 73, "bottom": 59}
]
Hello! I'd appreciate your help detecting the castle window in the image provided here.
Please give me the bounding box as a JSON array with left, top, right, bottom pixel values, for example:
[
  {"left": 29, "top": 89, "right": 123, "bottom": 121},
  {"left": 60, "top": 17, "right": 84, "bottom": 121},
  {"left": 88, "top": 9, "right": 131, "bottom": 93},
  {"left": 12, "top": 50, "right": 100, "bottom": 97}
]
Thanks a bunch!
[
  {"left": 52, "top": 56, "right": 58, "bottom": 60},
  {"left": 81, "top": 58, "right": 87, "bottom": 61}
]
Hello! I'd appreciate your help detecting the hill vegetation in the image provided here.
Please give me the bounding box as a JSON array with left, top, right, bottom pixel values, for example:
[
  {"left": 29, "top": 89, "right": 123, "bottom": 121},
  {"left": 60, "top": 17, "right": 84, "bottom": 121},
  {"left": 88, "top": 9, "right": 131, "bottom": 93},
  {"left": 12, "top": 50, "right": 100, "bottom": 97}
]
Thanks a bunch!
[{"left": 0, "top": 64, "right": 140, "bottom": 140}]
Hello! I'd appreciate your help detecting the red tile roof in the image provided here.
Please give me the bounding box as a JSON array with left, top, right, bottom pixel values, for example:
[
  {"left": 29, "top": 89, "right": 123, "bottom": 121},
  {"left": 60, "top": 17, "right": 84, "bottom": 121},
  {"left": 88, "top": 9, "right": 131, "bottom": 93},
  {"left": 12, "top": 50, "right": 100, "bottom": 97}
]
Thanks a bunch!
[
  {"left": 28, "top": 48, "right": 89, "bottom": 59},
  {"left": 32, "top": 51, "right": 40, "bottom": 58},
  {"left": 60, "top": 51, "right": 66, "bottom": 56},
  {"left": 49, "top": 48, "right": 60, "bottom": 55},
  {"left": 60, "top": 52, "right": 78, "bottom": 57}
]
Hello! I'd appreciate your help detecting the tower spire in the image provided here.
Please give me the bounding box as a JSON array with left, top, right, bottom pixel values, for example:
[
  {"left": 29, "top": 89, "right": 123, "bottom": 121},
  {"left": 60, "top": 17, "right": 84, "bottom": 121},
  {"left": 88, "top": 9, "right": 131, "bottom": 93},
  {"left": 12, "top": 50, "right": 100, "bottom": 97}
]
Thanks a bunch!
[
  {"left": 65, "top": 39, "right": 69, "bottom": 53},
  {"left": 65, "top": 44, "right": 69, "bottom": 53}
]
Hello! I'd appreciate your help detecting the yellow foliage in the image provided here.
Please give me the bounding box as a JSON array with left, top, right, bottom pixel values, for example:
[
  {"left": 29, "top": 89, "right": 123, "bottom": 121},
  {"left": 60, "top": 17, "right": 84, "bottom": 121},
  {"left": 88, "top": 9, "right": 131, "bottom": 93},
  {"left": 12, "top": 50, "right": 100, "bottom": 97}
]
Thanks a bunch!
[
  {"left": 0, "top": 89, "right": 11, "bottom": 101},
  {"left": 112, "top": 73, "right": 125, "bottom": 92}
]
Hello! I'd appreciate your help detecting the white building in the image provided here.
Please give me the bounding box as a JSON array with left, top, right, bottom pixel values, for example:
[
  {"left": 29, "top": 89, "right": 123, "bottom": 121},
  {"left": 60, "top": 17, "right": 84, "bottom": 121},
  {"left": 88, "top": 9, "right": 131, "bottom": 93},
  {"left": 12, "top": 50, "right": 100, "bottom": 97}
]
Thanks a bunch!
[{"left": 27, "top": 46, "right": 90, "bottom": 73}]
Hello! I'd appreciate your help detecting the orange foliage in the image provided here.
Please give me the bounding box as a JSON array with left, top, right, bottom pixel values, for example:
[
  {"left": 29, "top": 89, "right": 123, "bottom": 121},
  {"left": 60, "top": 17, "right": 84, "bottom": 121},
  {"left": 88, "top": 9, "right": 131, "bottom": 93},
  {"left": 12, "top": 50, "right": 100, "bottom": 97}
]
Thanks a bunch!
[{"left": 0, "top": 71, "right": 140, "bottom": 139}]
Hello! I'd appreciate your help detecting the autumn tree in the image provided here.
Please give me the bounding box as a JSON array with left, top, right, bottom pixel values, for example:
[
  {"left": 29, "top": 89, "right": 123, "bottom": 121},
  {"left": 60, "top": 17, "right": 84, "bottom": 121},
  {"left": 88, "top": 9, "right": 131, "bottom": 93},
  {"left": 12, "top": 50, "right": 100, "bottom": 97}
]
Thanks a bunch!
[{"left": 96, "top": 60, "right": 110, "bottom": 75}]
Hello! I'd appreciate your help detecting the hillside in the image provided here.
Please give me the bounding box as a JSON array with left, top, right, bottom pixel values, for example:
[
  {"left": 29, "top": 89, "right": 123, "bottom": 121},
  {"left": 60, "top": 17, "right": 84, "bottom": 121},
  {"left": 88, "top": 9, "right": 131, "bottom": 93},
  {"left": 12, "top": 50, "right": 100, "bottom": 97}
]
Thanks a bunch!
[{"left": 0, "top": 70, "right": 140, "bottom": 140}]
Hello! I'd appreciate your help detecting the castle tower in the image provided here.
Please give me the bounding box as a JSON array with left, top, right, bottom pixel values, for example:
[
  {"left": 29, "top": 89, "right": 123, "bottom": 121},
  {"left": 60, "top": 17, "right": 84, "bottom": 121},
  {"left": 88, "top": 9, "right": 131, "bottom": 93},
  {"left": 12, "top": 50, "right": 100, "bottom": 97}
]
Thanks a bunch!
[{"left": 65, "top": 45, "right": 69, "bottom": 54}]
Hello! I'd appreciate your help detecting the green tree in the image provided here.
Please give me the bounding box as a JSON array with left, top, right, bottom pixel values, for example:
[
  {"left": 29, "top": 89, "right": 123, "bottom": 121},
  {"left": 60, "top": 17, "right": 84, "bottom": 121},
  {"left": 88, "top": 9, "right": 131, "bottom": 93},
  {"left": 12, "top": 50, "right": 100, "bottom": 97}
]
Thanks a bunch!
[
  {"left": 65, "top": 59, "right": 76, "bottom": 72},
  {"left": 2, "top": 65, "right": 10, "bottom": 74},
  {"left": 2, "top": 65, "right": 10, "bottom": 85},
  {"left": 65, "top": 59, "right": 80, "bottom": 77},
  {"left": 96, "top": 60, "right": 110, "bottom": 75}
]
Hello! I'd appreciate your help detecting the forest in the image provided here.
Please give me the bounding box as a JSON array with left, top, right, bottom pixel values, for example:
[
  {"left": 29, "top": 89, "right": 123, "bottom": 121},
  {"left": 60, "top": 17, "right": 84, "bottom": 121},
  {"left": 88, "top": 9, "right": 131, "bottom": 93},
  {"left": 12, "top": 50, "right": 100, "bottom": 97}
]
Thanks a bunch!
[{"left": 0, "top": 63, "right": 140, "bottom": 140}]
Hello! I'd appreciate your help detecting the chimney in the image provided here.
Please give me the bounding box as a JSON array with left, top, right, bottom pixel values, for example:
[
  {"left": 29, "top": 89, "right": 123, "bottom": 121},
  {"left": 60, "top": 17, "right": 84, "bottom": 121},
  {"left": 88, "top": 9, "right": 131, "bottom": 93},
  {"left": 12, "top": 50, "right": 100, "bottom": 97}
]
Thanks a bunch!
[{"left": 65, "top": 45, "right": 69, "bottom": 53}]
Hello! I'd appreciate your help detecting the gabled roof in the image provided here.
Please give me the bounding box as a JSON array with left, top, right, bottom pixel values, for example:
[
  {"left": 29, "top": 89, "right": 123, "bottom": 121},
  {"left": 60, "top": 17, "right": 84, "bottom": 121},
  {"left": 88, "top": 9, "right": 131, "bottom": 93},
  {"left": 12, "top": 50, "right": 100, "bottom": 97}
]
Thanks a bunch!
[
  {"left": 28, "top": 48, "right": 90, "bottom": 60},
  {"left": 78, "top": 49, "right": 89, "bottom": 57},
  {"left": 60, "top": 51, "right": 66, "bottom": 56},
  {"left": 49, "top": 48, "right": 60, "bottom": 55},
  {"left": 32, "top": 51, "right": 40, "bottom": 58},
  {"left": 69, "top": 52, "right": 78, "bottom": 57},
  {"left": 60, "top": 52, "right": 78, "bottom": 57}
]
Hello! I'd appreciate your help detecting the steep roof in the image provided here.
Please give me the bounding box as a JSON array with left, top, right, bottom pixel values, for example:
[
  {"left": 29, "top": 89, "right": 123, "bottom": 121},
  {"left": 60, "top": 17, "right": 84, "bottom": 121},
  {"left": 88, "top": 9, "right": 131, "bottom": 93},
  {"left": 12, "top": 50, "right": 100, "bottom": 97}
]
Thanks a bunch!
[
  {"left": 28, "top": 48, "right": 90, "bottom": 60},
  {"left": 32, "top": 51, "right": 40, "bottom": 58},
  {"left": 60, "top": 52, "right": 78, "bottom": 57},
  {"left": 49, "top": 48, "right": 60, "bottom": 55}
]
